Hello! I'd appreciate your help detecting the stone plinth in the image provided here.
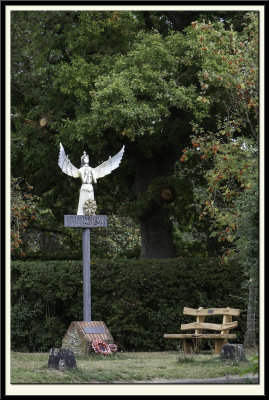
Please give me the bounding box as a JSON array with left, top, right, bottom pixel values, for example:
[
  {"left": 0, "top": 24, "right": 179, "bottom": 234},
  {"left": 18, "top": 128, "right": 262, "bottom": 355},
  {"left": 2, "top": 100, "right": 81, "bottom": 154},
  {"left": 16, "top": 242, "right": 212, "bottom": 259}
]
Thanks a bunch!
[{"left": 62, "top": 321, "right": 114, "bottom": 356}]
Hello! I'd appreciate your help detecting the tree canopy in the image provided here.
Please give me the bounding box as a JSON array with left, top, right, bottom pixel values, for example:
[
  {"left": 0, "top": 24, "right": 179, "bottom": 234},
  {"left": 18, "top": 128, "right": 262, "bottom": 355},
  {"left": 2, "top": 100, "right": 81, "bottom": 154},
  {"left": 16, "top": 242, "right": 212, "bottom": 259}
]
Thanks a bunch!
[{"left": 11, "top": 10, "right": 259, "bottom": 261}]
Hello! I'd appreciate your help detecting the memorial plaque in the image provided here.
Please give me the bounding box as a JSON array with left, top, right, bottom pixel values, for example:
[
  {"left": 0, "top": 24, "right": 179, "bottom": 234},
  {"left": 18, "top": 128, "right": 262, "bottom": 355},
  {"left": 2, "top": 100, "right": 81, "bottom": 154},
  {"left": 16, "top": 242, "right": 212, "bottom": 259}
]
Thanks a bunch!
[
  {"left": 83, "top": 326, "right": 106, "bottom": 334},
  {"left": 64, "top": 215, "right": 107, "bottom": 228}
]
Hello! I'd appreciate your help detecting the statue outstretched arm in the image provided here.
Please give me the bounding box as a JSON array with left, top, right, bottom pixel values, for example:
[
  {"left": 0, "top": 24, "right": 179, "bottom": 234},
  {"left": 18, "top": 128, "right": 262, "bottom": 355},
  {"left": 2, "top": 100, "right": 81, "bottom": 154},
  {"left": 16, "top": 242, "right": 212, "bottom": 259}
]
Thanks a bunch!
[
  {"left": 58, "top": 143, "right": 80, "bottom": 178},
  {"left": 93, "top": 146, "right": 125, "bottom": 180}
]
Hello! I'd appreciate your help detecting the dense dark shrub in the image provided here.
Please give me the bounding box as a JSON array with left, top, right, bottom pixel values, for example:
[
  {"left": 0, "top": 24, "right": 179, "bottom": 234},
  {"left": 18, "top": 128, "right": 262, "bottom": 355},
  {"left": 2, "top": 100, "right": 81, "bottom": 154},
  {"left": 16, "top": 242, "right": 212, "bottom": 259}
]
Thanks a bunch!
[{"left": 11, "top": 258, "right": 248, "bottom": 352}]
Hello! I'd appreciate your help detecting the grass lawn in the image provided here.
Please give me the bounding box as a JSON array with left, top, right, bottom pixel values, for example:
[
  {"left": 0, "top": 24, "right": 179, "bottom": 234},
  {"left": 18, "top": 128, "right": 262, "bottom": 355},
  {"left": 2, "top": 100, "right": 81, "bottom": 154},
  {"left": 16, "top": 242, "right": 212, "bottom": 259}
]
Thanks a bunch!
[{"left": 10, "top": 348, "right": 258, "bottom": 384}]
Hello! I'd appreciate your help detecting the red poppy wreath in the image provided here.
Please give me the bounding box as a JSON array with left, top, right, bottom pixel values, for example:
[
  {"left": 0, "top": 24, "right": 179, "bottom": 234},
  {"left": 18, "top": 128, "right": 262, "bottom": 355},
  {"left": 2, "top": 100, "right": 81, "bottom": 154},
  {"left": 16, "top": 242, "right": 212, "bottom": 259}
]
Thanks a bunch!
[{"left": 92, "top": 340, "right": 118, "bottom": 355}]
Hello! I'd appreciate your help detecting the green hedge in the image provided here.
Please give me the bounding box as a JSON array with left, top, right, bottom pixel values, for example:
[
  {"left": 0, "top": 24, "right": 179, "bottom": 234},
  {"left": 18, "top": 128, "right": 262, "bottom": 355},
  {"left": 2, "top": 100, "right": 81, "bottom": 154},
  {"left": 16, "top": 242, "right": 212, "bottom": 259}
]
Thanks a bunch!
[{"left": 11, "top": 258, "right": 248, "bottom": 352}]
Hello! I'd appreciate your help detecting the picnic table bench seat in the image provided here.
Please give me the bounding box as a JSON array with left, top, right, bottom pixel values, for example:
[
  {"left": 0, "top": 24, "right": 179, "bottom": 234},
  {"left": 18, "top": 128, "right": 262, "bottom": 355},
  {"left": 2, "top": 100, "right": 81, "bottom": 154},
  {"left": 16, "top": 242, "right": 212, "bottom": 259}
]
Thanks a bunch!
[{"left": 164, "top": 307, "right": 240, "bottom": 355}]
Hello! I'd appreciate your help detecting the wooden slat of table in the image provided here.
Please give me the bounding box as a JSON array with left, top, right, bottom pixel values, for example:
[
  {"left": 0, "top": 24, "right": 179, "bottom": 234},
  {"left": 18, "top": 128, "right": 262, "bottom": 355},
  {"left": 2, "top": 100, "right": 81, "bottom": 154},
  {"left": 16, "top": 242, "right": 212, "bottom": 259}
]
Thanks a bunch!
[
  {"left": 163, "top": 333, "right": 236, "bottom": 339},
  {"left": 180, "top": 321, "right": 238, "bottom": 331},
  {"left": 183, "top": 307, "right": 240, "bottom": 316}
]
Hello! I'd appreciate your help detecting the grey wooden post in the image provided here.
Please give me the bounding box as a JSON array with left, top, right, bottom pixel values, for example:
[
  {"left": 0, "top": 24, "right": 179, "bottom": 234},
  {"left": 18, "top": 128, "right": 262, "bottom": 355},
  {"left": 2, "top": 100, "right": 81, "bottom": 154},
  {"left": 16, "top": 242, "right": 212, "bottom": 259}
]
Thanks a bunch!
[
  {"left": 82, "top": 228, "right": 91, "bottom": 321},
  {"left": 64, "top": 215, "right": 107, "bottom": 322}
]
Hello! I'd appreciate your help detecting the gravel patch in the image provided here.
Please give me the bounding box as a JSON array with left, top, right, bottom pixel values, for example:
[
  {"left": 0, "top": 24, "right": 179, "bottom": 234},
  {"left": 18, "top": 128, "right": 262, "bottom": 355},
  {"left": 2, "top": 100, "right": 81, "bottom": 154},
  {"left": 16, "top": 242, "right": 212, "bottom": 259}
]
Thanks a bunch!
[{"left": 130, "top": 373, "right": 259, "bottom": 384}]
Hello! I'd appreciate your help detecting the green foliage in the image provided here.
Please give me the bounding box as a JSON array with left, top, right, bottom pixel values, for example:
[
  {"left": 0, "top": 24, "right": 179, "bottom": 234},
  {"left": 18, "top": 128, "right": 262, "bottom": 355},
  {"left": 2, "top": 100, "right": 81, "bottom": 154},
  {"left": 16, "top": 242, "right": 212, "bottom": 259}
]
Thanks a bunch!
[
  {"left": 12, "top": 214, "right": 141, "bottom": 261},
  {"left": 11, "top": 177, "right": 42, "bottom": 256},
  {"left": 239, "top": 354, "right": 258, "bottom": 376},
  {"left": 186, "top": 139, "right": 258, "bottom": 248},
  {"left": 11, "top": 258, "right": 248, "bottom": 352},
  {"left": 11, "top": 261, "right": 83, "bottom": 351},
  {"left": 177, "top": 12, "right": 259, "bottom": 265},
  {"left": 91, "top": 214, "right": 141, "bottom": 259},
  {"left": 232, "top": 175, "right": 258, "bottom": 278},
  {"left": 84, "top": 29, "right": 209, "bottom": 143},
  {"left": 182, "top": 13, "right": 258, "bottom": 132}
]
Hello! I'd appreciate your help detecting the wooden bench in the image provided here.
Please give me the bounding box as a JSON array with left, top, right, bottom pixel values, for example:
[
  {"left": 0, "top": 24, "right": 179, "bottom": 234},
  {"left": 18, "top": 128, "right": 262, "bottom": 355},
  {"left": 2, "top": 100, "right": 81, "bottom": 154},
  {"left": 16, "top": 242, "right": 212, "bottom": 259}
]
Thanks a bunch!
[{"left": 164, "top": 307, "right": 240, "bottom": 355}]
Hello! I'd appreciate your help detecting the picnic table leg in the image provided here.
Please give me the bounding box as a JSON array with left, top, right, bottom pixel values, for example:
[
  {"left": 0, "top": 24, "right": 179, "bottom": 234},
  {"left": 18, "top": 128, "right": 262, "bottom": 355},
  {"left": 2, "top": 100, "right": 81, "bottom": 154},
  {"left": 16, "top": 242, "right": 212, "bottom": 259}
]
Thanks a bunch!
[
  {"left": 221, "top": 313, "right": 232, "bottom": 346},
  {"left": 183, "top": 339, "right": 195, "bottom": 353},
  {"left": 214, "top": 338, "right": 226, "bottom": 355},
  {"left": 194, "top": 309, "right": 205, "bottom": 353}
]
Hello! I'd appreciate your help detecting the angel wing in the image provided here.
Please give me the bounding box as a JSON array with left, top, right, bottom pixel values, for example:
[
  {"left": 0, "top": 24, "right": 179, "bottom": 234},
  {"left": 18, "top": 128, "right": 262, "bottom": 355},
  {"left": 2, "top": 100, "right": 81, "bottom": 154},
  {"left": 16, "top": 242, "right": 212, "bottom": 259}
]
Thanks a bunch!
[
  {"left": 58, "top": 143, "right": 80, "bottom": 178},
  {"left": 94, "top": 146, "right": 125, "bottom": 179}
]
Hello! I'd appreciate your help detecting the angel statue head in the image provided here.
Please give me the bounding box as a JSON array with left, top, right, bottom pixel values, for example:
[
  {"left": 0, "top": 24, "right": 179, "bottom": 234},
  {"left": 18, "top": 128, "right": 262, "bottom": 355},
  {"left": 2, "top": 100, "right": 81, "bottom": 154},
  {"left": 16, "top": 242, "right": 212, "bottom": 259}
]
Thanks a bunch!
[{"left": 81, "top": 151, "right": 90, "bottom": 167}]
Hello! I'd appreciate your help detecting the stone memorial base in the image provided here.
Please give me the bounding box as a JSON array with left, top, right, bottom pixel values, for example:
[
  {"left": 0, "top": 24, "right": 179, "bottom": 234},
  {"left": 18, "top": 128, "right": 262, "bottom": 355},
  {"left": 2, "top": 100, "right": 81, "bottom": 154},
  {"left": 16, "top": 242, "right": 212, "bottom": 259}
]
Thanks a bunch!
[{"left": 62, "top": 321, "right": 114, "bottom": 356}]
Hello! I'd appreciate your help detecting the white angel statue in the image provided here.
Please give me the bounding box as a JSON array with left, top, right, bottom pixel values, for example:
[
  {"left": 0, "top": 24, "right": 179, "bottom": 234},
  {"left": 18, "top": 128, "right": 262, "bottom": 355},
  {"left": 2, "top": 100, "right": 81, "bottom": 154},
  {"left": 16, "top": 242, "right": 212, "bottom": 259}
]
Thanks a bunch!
[{"left": 58, "top": 143, "right": 125, "bottom": 215}]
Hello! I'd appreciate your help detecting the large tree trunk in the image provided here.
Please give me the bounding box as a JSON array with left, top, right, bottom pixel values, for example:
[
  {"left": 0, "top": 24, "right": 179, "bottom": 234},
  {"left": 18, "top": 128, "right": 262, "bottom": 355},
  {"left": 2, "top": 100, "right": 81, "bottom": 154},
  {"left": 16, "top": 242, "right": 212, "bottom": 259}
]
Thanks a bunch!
[
  {"left": 128, "top": 108, "right": 192, "bottom": 259},
  {"left": 140, "top": 206, "right": 176, "bottom": 258},
  {"left": 130, "top": 144, "right": 181, "bottom": 259},
  {"left": 244, "top": 277, "right": 257, "bottom": 348}
]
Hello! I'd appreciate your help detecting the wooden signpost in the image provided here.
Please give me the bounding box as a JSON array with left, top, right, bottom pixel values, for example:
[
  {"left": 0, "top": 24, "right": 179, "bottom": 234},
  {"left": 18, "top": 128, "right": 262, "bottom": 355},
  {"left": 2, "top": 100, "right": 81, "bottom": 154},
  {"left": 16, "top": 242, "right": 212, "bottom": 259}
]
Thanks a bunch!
[
  {"left": 58, "top": 144, "right": 125, "bottom": 354},
  {"left": 62, "top": 215, "right": 115, "bottom": 354}
]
